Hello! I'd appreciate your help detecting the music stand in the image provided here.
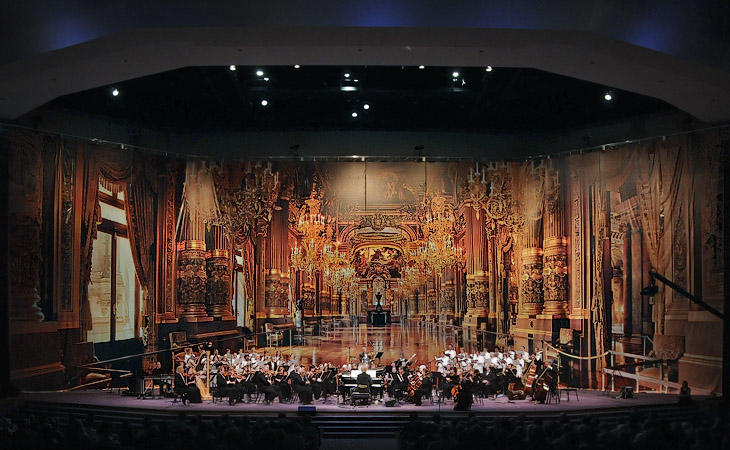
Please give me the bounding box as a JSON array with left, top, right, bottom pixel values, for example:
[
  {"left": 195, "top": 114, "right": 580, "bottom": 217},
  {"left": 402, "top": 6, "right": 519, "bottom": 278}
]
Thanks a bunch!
[{"left": 375, "top": 352, "right": 384, "bottom": 360}]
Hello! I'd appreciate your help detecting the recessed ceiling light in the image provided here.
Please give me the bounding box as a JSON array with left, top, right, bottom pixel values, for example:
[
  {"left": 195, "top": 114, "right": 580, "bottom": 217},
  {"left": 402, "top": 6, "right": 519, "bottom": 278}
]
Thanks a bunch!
[
  {"left": 604, "top": 92, "right": 613, "bottom": 101},
  {"left": 229, "top": 65, "right": 236, "bottom": 71},
  {"left": 263, "top": 77, "right": 269, "bottom": 81},
  {"left": 351, "top": 112, "right": 358, "bottom": 118},
  {"left": 344, "top": 73, "right": 351, "bottom": 78},
  {"left": 485, "top": 66, "right": 493, "bottom": 72},
  {"left": 256, "top": 70, "right": 264, "bottom": 76},
  {"left": 261, "top": 99, "right": 269, "bottom": 106},
  {"left": 363, "top": 103, "right": 370, "bottom": 110},
  {"left": 111, "top": 88, "right": 119, "bottom": 97},
  {"left": 294, "top": 64, "right": 300, "bottom": 69},
  {"left": 419, "top": 65, "right": 425, "bottom": 69},
  {"left": 452, "top": 71, "right": 459, "bottom": 78}
]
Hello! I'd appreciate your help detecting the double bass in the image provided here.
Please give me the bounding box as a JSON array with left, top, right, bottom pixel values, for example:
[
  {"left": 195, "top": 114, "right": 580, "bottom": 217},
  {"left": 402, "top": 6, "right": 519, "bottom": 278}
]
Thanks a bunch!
[{"left": 523, "top": 362, "right": 538, "bottom": 396}]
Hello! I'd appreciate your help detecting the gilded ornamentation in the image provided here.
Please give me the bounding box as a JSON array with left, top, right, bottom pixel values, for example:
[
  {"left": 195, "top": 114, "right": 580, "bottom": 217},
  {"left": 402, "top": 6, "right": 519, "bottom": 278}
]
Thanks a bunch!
[
  {"left": 466, "top": 280, "right": 489, "bottom": 310},
  {"left": 521, "top": 248, "right": 544, "bottom": 315},
  {"left": 543, "top": 253, "right": 568, "bottom": 302},
  {"left": 302, "top": 287, "right": 315, "bottom": 313},
  {"left": 177, "top": 245, "right": 208, "bottom": 318},
  {"left": 358, "top": 212, "right": 400, "bottom": 231},
  {"left": 8, "top": 213, "right": 44, "bottom": 322},
  {"left": 427, "top": 290, "right": 437, "bottom": 314},
  {"left": 673, "top": 207, "right": 687, "bottom": 300},
  {"left": 440, "top": 286, "right": 455, "bottom": 312},
  {"left": 265, "top": 277, "right": 290, "bottom": 309},
  {"left": 206, "top": 255, "right": 232, "bottom": 317}
]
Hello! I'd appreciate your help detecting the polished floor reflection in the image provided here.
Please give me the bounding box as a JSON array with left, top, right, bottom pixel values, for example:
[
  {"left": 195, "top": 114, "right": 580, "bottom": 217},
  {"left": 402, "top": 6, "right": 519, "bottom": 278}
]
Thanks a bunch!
[{"left": 261, "top": 322, "right": 477, "bottom": 368}]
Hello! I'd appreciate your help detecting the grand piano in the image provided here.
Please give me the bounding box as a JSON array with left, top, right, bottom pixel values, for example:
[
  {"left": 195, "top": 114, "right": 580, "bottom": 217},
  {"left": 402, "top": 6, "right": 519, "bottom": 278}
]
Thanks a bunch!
[{"left": 338, "top": 368, "right": 385, "bottom": 401}]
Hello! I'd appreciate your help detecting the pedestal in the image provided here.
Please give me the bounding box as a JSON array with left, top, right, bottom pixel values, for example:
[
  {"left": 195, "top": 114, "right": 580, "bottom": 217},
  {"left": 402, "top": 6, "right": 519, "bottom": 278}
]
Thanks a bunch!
[
  {"left": 206, "top": 250, "right": 232, "bottom": 318},
  {"left": 521, "top": 248, "right": 544, "bottom": 316},
  {"left": 542, "top": 237, "right": 568, "bottom": 317}
]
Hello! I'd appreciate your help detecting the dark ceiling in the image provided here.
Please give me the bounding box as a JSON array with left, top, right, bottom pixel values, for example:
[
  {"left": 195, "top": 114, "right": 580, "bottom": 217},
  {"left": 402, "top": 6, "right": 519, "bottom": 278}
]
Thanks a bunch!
[{"left": 48, "top": 65, "right": 674, "bottom": 133}]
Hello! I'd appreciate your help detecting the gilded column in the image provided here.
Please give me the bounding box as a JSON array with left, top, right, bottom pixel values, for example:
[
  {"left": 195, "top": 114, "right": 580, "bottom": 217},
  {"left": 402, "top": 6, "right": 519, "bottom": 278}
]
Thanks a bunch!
[
  {"left": 520, "top": 166, "right": 545, "bottom": 316},
  {"left": 542, "top": 168, "right": 568, "bottom": 316},
  {"left": 264, "top": 200, "right": 290, "bottom": 316},
  {"left": 206, "top": 249, "right": 232, "bottom": 318},
  {"left": 465, "top": 207, "right": 489, "bottom": 317},
  {"left": 177, "top": 239, "right": 209, "bottom": 320}
]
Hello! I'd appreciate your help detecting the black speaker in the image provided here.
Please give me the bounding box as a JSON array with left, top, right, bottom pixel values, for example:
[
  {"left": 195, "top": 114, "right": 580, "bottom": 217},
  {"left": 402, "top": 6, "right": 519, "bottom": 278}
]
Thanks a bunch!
[
  {"left": 619, "top": 386, "right": 634, "bottom": 399},
  {"left": 297, "top": 405, "right": 316, "bottom": 416},
  {"left": 385, "top": 399, "right": 397, "bottom": 407}
]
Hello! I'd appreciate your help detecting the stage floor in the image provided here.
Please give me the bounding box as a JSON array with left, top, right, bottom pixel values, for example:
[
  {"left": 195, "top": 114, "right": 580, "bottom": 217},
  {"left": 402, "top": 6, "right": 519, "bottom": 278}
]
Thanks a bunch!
[{"left": 7, "top": 389, "right": 691, "bottom": 418}]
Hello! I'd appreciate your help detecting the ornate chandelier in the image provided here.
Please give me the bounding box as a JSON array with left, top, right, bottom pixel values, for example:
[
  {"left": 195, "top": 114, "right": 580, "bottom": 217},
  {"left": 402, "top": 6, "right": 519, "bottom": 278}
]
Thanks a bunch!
[
  {"left": 290, "top": 198, "right": 331, "bottom": 278},
  {"left": 462, "top": 163, "right": 489, "bottom": 219},
  {"left": 414, "top": 193, "right": 464, "bottom": 273}
]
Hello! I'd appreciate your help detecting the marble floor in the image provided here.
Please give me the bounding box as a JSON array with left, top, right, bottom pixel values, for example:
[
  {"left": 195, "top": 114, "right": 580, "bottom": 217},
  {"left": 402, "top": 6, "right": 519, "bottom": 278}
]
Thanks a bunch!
[{"left": 259, "top": 322, "right": 465, "bottom": 368}]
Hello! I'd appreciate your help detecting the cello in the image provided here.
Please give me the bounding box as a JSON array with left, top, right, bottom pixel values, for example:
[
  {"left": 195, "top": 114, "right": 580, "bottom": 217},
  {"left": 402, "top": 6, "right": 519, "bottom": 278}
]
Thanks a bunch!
[
  {"left": 523, "top": 363, "right": 538, "bottom": 396},
  {"left": 407, "top": 373, "right": 423, "bottom": 398}
]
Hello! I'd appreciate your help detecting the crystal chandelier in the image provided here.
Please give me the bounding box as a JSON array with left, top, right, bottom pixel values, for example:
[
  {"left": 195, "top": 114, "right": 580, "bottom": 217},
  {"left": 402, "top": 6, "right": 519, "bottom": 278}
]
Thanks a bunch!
[
  {"left": 290, "top": 198, "right": 331, "bottom": 278},
  {"left": 414, "top": 193, "right": 463, "bottom": 273}
]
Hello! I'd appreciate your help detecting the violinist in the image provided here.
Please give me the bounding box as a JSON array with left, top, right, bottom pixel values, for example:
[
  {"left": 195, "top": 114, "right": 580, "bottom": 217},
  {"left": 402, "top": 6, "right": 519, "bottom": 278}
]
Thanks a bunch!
[
  {"left": 454, "top": 370, "right": 474, "bottom": 411},
  {"left": 308, "top": 365, "right": 324, "bottom": 400},
  {"left": 274, "top": 366, "right": 292, "bottom": 402},
  {"left": 254, "top": 367, "right": 281, "bottom": 405},
  {"left": 320, "top": 363, "right": 338, "bottom": 400},
  {"left": 241, "top": 367, "right": 256, "bottom": 403},
  {"left": 389, "top": 366, "right": 408, "bottom": 400},
  {"left": 411, "top": 366, "right": 431, "bottom": 406},
  {"left": 482, "top": 364, "right": 497, "bottom": 398},
  {"left": 290, "top": 366, "right": 314, "bottom": 404}
]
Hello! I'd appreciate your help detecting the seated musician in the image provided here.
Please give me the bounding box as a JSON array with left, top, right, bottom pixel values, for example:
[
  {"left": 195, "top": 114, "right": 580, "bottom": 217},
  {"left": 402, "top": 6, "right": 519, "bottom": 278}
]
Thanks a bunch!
[
  {"left": 254, "top": 366, "right": 281, "bottom": 405},
  {"left": 215, "top": 366, "right": 235, "bottom": 405},
  {"left": 442, "top": 367, "right": 459, "bottom": 399},
  {"left": 151, "top": 361, "right": 169, "bottom": 396},
  {"left": 241, "top": 367, "right": 256, "bottom": 403},
  {"left": 308, "top": 365, "right": 324, "bottom": 400},
  {"left": 389, "top": 366, "right": 408, "bottom": 399},
  {"left": 320, "top": 363, "right": 338, "bottom": 400},
  {"left": 274, "top": 366, "right": 292, "bottom": 402},
  {"left": 290, "top": 366, "right": 314, "bottom": 404},
  {"left": 173, "top": 362, "right": 191, "bottom": 404},
  {"left": 183, "top": 347, "right": 197, "bottom": 369},
  {"left": 482, "top": 364, "right": 497, "bottom": 398},
  {"left": 412, "top": 366, "right": 432, "bottom": 406},
  {"left": 353, "top": 365, "right": 372, "bottom": 404},
  {"left": 454, "top": 371, "right": 474, "bottom": 411}
]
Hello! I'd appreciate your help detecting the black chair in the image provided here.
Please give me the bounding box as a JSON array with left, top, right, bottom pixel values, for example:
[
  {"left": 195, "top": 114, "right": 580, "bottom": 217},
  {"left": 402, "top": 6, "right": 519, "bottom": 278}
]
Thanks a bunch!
[{"left": 351, "top": 385, "right": 371, "bottom": 406}]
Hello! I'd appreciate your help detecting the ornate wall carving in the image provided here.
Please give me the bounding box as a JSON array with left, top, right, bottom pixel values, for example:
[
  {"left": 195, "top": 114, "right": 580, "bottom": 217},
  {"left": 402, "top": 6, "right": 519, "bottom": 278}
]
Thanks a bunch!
[
  {"left": 177, "top": 241, "right": 208, "bottom": 318},
  {"left": 439, "top": 285, "right": 455, "bottom": 313},
  {"left": 543, "top": 237, "right": 568, "bottom": 316},
  {"left": 265, "top": 275, "right": 289, "bottom": 309},
  {"left": 426, "top": 288, "right": 437, "bottom": 314},
  {"left": 520, "top": 248, "right": 544, "bottom": 315},
  {"left": 302, "top": 285, "right": 315, "bottom": 315},
  {"left": 206, "top": 253, "right": 231, "bottom": 318}
]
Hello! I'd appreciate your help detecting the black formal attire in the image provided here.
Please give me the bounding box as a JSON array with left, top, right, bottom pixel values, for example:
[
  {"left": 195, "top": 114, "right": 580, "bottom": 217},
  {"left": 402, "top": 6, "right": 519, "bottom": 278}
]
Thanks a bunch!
[
  {"left": 390, "top": 372, "right": 408, "bottom": 399},
  {"left": 413, "top": 376, "right": 432, "bottom": 406},
  {"left": 483, "top": 369, "right": 497, "bottom": 397},
  {"left": 215, "top": 373, "right": 230, "bottom": 401},
  {"left": 241, "top": 372, "right": 256, "bottom": 401},
  {"left": 309, "top": 372, "right": 324, "bottom": 400},
  {"left": 442, "top": 372, "right": 459, "bottom": 399},
  {"left": 254, "top": 370, "right": 281, "bottom": 403},
  {"left": 290, "top": 372, "right": 314, "bottom": 404},
  {"left": 321, "top": 369, "right": 337, "bottom": 399},
  {"left": 356, "top": 371, "right": 372, "bottom": 392},
  {"left": 454, "top": 378, "right": 474, "bottom": 411},
  {"left": 173, "top": 373, "right": 191, "bottom": 403},
  {"left": 275, "top": 373, "right": 292, "bottom": 402}
]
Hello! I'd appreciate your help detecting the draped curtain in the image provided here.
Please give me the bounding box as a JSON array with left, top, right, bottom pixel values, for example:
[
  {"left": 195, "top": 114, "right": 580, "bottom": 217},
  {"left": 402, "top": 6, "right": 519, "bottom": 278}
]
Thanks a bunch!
[{"left": 79, "top": 143, "right": 158, "bottom": 335}]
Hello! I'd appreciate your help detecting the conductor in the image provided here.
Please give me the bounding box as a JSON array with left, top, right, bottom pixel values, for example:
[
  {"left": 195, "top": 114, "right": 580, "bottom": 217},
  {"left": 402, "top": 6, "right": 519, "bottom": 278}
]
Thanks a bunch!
[{"left": 359, "top": 346, "right": 371, "bottom": 365}]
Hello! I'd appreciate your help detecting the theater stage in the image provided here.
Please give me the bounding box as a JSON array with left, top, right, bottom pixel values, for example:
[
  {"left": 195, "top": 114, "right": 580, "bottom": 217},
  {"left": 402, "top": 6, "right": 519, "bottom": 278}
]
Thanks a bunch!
[{"left": 5, "top": 389, "right": 698, "bottom": 418}]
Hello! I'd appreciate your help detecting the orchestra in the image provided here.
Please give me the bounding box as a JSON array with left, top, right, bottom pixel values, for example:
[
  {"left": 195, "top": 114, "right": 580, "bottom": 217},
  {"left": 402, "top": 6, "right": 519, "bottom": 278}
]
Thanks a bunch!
[{"left": 163, "top": 342, "right": 557, "bottom": 409}]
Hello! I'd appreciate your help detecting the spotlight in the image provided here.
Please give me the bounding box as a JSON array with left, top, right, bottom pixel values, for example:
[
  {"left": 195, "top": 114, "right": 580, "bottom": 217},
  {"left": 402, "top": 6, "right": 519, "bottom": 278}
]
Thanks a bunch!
[
  {"left": 363, "top": 103, "right": 370, "bottom": 110},
  {"left": 344, "top": 73, "right": 351, "bottom": 78},
  {"left": 340, "top": 77, "right": 359, "bottom": 92},
  {"left": 452, "top": 71, "right": 460, "bottom": 78},
  {"left": 261, "top": 99, "right": 269, "bottom": 106},
  {"left": 256, "top": 70, "right": 264, "bottom": 76},
  {"left": 294, "top": 64, "right": 300, "bottom": 68},
  {"left": 263, "top": 77, "right": 270, "bottom": 81},
  {"left": 418, "top": 65, "right": 425, "bottom": 69},
  {"left": 485, "top": 66, "right": 493, "bottom": 72},
  {"left": 604, "top": 91, "right": 613, "bottom": 101},
  {"left": 229, "top": 65, "right": 236, "bottom": 71},
  {"left": 351, "top": 112, "right": 358, "bottom": 118},
  {"left": 111, "top": 88, "right": 119, "bottom": 97}
]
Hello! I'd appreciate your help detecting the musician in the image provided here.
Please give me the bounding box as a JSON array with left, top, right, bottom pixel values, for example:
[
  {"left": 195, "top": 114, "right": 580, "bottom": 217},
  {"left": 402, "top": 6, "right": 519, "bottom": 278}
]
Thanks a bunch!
[
  {"left": 353, "top": 364, "right": 372, "bottom": 404},
  {"left": 359, "top": 346, "right": 371, "bottom": 366},
  {"left": 389, "top": 366, "right": 409, "bottom": 400},
  {"left": 453, "top": 371, "right": 474, "bottom": 411},
  {"left": 290, "top": 366, "right": 314, "bottom": 404},
  {"left": 241, "top": 367, "right": 257, "bottom": 403},
  {"left": 442, "top": 367, "right": 459, "bottom": 400},
  {"left": 151, "top": 361, "right": 170, "bottom": 396},
  {"left": 483, "top": 364, "right": 497, "bottom": 398},
  {"left": 173, "top": 362, "right": 192, "bottom": 404},
  {"left": 501, "top": 363, "right": 520, "bottom": 395},
  {"left": 183, "top": 347, "right": 197, "bottom": 369},
  {"left": 274, "top": 366, "right": 292, "bottom": 402},
  {"left": 308, "top": 365, "right": 324, "bottom": 400},
  {"left": 254, "top": 367, "right": 281, "bottom": 404},
  {"left": 320, "top": 364, "right": 338, "bottom": 400},
  {"left": 412, "top": 366, "right": 432, "bottom": 406},
  {"left": 183, "top": 367, "right": 203, "bottom": 403}
]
